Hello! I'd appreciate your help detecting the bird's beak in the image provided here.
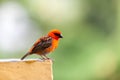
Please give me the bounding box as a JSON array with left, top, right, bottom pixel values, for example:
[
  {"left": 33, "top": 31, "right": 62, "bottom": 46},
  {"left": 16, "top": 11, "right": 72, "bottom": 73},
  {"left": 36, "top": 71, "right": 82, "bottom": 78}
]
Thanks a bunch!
[{"left": 59, "top": 34, "right": 63, "bottom": 38}]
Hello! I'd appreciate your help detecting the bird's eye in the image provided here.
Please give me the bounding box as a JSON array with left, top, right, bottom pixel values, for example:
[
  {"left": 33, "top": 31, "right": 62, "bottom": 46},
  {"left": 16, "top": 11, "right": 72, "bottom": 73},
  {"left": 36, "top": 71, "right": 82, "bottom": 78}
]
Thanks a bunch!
[
  {"left": 54, "top": 33, "right": 63, "bottom": 38},
  {"left": 54, "top": 33, "right": 60, "bottom": 37}
]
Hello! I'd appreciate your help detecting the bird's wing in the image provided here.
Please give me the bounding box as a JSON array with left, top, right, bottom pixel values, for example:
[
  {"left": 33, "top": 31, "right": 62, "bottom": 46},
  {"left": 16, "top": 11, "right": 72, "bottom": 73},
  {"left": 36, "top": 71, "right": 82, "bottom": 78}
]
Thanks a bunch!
[{"left": 30, "top": 36, "right": 52, "bottom": 53}]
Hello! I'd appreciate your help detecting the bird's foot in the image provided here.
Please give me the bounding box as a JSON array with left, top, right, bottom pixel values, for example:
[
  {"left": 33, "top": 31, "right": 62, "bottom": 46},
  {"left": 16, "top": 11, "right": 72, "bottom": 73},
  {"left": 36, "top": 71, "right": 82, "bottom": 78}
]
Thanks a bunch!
[{"left": 42, "top": 58, "right": 54, "bottom": 62}]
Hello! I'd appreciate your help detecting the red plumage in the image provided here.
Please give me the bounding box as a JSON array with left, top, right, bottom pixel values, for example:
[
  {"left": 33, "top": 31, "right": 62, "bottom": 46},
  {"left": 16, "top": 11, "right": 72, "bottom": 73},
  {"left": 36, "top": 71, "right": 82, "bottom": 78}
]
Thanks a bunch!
[{"left": 21, "top": 29, "right": 63, "bottom": 60}]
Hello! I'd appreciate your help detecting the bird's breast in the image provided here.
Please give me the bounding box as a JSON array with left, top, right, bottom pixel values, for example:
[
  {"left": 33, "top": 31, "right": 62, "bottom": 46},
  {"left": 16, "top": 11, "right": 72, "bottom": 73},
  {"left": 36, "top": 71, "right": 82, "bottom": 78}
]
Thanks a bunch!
[{"left": 45, "top": 39, "right": 59, "bottom": 53}]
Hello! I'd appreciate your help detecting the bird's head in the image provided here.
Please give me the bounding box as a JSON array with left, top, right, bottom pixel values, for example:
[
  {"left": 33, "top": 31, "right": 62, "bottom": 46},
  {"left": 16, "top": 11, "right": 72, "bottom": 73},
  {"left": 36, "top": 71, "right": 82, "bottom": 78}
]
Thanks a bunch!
[{"left": 48, "top": 29, "right": 63, "bottom": 40}]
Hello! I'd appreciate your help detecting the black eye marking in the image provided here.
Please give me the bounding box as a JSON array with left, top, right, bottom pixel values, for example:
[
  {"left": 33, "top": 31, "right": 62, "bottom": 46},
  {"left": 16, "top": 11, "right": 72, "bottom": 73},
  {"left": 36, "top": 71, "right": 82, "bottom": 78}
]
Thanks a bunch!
[
  {"left": 54, "top": 33, "right": 60, "bottom": 36},
  {"left": 54, "top": 33, "right": 63, "bottom": 38}
]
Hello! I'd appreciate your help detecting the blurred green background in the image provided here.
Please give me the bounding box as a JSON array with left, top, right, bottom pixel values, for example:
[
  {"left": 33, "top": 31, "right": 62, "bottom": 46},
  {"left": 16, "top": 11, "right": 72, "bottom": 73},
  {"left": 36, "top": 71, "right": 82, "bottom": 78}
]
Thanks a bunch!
[{"left": 0, "top": 0, "right": 120, "bottom": 80}]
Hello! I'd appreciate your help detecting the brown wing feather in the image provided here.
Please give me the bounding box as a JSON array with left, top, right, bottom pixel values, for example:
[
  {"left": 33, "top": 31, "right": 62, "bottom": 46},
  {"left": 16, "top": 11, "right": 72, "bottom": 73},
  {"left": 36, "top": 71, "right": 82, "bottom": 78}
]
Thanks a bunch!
[
  {"left": 31, "top": 36, "right": 52, "bottom": 53},
  {"left": 21, "top": 36, "right": 52, "bottom": 60}
]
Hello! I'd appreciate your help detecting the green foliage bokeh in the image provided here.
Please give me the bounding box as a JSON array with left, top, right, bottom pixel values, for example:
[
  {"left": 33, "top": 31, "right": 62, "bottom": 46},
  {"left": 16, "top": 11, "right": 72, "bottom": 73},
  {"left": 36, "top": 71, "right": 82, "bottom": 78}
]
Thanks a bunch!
[{"left": 0, "top": 0, "right": 120, "bottom": 80}]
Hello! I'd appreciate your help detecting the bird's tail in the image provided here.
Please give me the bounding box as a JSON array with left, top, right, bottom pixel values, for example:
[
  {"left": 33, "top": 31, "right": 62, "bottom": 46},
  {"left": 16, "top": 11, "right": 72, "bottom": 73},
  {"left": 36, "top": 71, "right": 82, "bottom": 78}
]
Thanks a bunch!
[{"left": 21, "top": 52, "right": 30, "bottom": 60}]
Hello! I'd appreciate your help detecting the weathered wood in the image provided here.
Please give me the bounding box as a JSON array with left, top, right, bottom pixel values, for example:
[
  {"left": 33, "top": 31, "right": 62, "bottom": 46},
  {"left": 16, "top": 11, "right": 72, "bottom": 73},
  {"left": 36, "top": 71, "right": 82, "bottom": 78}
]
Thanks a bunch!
[{"left": 0, "top": 59, "right": 53, "bottom": 80}]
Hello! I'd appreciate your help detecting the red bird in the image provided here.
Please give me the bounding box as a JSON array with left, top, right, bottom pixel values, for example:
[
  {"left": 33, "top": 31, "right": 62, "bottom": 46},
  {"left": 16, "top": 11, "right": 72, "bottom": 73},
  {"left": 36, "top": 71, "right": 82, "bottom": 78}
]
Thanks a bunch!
[{"left": 21, "top": 29, "right": 63, "bottom": 60}]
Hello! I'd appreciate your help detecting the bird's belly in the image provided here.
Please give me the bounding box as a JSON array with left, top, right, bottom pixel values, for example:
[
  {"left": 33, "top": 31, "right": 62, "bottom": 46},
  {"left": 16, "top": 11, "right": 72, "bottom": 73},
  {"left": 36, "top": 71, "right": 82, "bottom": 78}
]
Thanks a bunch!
[
  {"left": 44, "top": 41, "right": 58, "bottom": 54},
  {"left": 44, "top": 45, "right": 56, "bottom": 54},
  {"left": 36, "top": 39, "right": 58, "bottom": 55}
]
